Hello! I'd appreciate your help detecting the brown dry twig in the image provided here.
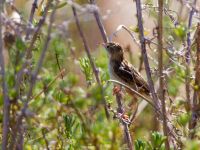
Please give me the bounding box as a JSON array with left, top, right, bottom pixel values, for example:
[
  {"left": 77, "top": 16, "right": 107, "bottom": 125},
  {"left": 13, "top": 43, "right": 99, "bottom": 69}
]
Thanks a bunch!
[
  {"left": 31, "top": 69, "right": 66, "bottom": 100},
  {"left": 108, "top": 79, "right": 154, "bottom": 107},
  {"left": 190, "top": 23, "right": 200, "bottom": 138},
  {"left": 9, "top": 1, "right": 57, "bottom": 148},
  {"left": 157, "top": 0, "right": 170, "bottom": 148},
  {"left": 25, "top": 0, "right": 38, "bottom": 40},
  {"left": 108, "top": 90, "right": 133, "bottom": 150},
  {"left": 0, "top": 0, "right": 10, "bottom": 149},
  {"left": 90, "top": 0, "right": 108, "bottom": 43},
  {"left": 72, "top": 4, "right": 109, "bottom": 118}
]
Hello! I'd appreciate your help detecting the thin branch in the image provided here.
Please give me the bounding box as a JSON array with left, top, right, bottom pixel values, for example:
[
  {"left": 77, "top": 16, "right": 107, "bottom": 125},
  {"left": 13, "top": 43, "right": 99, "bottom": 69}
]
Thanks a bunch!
[
  {"left": 130, "top": 102, "right": 138, "bottom": 123},
  {"left": 130, "top": 101, "right": 146, "bottom": 123},
  {"left": 26, "top": 0, "right": 56, "bottom": 110},
  {"left": 190, "top": 23, "right": 200, "bottom": 138},
  {"left": 31, "top": 69, "right": 65, "bottom": 100},
  {"left": 15, "top": 1, "right": 51, "bottom": 93},
  {"left": 25, "top": 0, "right": 38, "bottom": 40},
  {"left": 110, "top": 25, "right": 140, "bottom": 47},
  {"left": 157, "top": 0, "right": 170, "bottom": 149},
  {"left": 24, "top": 0, "right": 57, "bottom": 120},
  {"left": 185, "top": 0, "right": 197, "bottom": 137},
  {"left": 72, "top": 5, "right": 109, "bottom": 118},
  {"left": 10, "top": 0, "right": 57, "bottom": 148},
  {"left": 134, "top": 0, "right": 183, "bottom": 147},
  {"left": 134, "top": 0, "right": 160, "bottom": 109},
  {"left": 185, "top": 0, "right": 196, "bottom": 113},
  {"left": 108, "top": 79, "right": 154, "bottom": 108},
  {"left": 42, "top": 128, "right": 50, "bottom": 150},
  {"left": 90, "top": 0, "right": 108, "bottom": 43},
  {"left": 115, "top": 90, "right": 133, "bottom": 150},
  {"left": 123, "top": 123, "right": 133, "bottom": 150},
  {"left": 0, "top": 1, "right": 10, "bottom": 149},
  {"left": 55, "top": 51, "right": 64, "bottom": 79},
  {"left": 60, "top": 88, "right": 93, "bottom": 137}
]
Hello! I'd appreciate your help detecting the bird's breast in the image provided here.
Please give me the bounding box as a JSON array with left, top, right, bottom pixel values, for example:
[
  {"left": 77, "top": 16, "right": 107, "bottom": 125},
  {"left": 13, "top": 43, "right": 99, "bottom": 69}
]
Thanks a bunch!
[{"left": 108, "top": 61, "right": 125, "bottom": 83}]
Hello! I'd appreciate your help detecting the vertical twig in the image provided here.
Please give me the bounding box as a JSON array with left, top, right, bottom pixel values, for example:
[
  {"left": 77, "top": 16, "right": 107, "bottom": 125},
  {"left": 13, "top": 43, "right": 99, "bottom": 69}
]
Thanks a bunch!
[
  {"left": 23, "top": 0, "right": 57, "bottom": 126},
  {"left": 185, "top": 0, "right": 197, "bottom": 133},
  {"left": 10, "top": 0, "right": 57, "bottom": 148},
  {"left": 25, "top": 0, "right": 38, "bottom": 40},
  {"left": 134, "top": 0, "right": 183, "bottom": 147},
  {"left": 123, "top": 123, "right": 133, "bottom": 150},
  {"left": 134, "top": 0, "right": 160, "bottom": 110},
  {"left": 15, "top": 1, "right": 51, "bottom": 92},
  {"left": 72, "top": 5, "right": 109, "bottom": 118},
  {"left": 190, "top": 23, "right": 200, "bottom": 138},
  {"left": 0, "top": 1, "right": 10, "bottom": 149},
  {"left": 42, "top": 128, "right": 50, "bottom": 150},
  {"left": 90, "top": 0, "right": 108, "bottom": 43},
  {"left": 185, "top": 0, "right": 196, "bottom": 108},
  {"left": 116, "top": 91, "right": 133, "bottom": 150},
  {"left": 157, "top": 0, "right": 170, "bottom": 149}
]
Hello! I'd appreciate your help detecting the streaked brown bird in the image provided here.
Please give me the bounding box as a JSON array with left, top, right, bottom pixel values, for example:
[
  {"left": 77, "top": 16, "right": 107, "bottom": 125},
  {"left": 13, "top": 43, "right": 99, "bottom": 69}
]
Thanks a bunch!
[{"left": 104, "top": 42, "right": 150, "bottom": 97}]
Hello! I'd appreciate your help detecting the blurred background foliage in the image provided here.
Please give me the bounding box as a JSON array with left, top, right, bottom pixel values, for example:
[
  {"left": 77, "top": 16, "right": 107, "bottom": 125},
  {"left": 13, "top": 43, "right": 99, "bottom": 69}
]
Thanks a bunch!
[{"left": 1, "top": 0, "right": 200, "bottom": 149}]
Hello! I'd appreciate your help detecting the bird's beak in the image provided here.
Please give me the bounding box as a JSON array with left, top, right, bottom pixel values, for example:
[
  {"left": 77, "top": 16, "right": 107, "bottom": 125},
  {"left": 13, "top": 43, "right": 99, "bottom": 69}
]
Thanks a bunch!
[{"left": 102, "top": 43, "right": 108, "bottom": 51}]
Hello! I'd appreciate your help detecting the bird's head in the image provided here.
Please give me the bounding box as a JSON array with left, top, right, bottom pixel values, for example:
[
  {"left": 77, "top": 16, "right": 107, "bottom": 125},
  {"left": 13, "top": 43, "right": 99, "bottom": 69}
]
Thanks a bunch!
[{"left": 104, "top": 42, "right": 124, "bottom": 62}]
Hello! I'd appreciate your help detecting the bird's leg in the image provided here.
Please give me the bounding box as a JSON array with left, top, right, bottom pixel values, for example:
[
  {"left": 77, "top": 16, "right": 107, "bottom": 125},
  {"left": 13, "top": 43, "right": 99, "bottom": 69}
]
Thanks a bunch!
[{"left": 125, "top": 88, "right": 139, "bottom": 111}]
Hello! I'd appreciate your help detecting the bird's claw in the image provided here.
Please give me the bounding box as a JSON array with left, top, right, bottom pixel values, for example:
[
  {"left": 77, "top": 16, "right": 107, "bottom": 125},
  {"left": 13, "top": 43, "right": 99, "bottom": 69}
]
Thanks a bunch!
[{"left": 113, "top": 85, "right": 121, "bottom": 95}]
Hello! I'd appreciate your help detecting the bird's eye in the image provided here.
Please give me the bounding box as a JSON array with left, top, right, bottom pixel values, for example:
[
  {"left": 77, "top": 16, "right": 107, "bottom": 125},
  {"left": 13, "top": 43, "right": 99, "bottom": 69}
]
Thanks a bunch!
[{"left": 106, "top": 45, "right": 110, "bottom": 49}]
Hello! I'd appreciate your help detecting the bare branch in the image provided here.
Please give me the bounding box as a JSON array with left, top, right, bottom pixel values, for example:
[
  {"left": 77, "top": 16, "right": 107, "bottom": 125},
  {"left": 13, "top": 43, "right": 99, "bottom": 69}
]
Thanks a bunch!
[
  {"left": 10, "top": 0, "right": 57, "bottom": 148},
  {"left": 15, "top": 0, "right": 52, "bottom": 93},
  {"left": 190, "top": 23, "right": 200, "bottom": 138},
  {"left": 42, "top": 128, "right": 50, "bottom": 150},
  {"left": 108, "top": 79, "right": 154, "bottom": 107},
  {"left": 0, "top": 1, "right": 10, "bottom": 149},
  {"left": 90, "top": 0, "right": 108, "bottom": 43},
  {"left": 110, "top": 25, "right": 140, "bottom": 47},
  {"left": 185, "top": 0, "right": 197, "bottom": 113},
  {"left": 72, "top": 5, "right": 110, "bottom": 118},
  {"left": 134, "top": 0, "right": 160, "bottom": 109},
  {"left": 134, "top": 0, "right": 183, "bottom": 147},
  {"left": 25, "top": 0, "right": 38, "bottom": 40},
  {"left": 157, "top": 0, "right": 170, "bottom": 149},
  {"left": 31, "top": 69, "right": 65, "bottom": 100},
  {"left": 115, "top": 90, "right": 133, "bottom": 150}
]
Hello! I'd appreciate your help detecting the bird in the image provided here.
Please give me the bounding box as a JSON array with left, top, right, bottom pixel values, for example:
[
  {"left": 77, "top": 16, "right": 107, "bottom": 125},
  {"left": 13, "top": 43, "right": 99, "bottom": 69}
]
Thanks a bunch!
[{"left": 104, "top": 42, "right": 150, "bottom": 98}]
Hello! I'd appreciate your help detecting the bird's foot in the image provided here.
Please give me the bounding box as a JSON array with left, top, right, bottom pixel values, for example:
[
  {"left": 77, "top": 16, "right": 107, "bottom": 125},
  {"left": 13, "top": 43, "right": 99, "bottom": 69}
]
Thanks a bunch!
[
  {"left": 113, "top": 85, "right": 121, "bottom": 95},
  {"left": 117, "top": 113, "right": 130, "bottom": 124}
]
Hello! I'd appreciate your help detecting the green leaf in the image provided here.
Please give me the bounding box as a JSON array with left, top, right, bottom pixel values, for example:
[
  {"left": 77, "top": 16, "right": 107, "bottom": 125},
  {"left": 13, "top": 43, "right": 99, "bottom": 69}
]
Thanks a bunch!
[
  {"left": 177, "top": 112, "right": 191, "bottom": 127},
  {"left": 15, "top": 37, "right": 26, "bottom": 51},
  {"left": 173, "top": 24, "right": 187, "bottom": 40},
  {"left": 79, "top": 57, "right": 93, "bottom": 85},
  {"left": 150, "top": 132, "right": 167, "bottom": 149},
  {"left": 135, "top": 139, "right": 146, "bottom": 150}
]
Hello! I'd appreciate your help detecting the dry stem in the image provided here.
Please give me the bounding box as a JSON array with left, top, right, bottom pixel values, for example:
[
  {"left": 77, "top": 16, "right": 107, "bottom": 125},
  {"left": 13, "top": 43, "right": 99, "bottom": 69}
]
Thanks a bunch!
[{"left": 72, "top": 5, "right": 109, "bottom": 118}]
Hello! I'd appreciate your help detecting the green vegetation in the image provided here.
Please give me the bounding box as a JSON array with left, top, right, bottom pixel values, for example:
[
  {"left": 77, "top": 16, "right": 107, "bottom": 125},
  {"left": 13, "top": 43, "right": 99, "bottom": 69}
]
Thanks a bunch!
[{"left": 0, "top": 0, "right": 200, "bottom": 149}]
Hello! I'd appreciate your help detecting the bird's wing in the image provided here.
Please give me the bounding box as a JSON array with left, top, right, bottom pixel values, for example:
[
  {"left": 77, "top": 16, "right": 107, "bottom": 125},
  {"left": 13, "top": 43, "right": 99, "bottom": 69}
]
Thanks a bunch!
[
  {"left": 113, "top": 61, "right": 134, "bottom": 83},
  {"left": 113, "top": 60, "right": 150, "bottom": 94},
  {"left": 126, "top": 62, "right": 150, "bottom": 93}
]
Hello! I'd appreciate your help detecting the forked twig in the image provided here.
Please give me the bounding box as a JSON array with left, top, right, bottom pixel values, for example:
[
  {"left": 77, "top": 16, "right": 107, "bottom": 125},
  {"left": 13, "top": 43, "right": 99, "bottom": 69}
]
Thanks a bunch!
[{"left": 110, "top": 25, "right": 140, "bottom": 46}]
